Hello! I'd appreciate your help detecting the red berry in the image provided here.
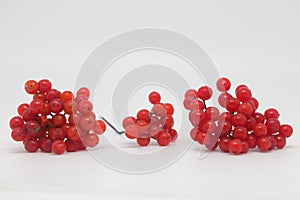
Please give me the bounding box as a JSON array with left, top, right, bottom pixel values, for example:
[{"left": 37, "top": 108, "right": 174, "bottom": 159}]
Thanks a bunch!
[
  {"left": 230, "top": 113, "right": 247, "bottom": 127},
  {"left": 264, "top": 108, "right": 280, "bottom": 120},
  {"left": 275, "top": 135, "right": 286, "bottom": 149},
  {"left": 39, "top": 138, "right": 52, "bottom": 153},
  {"left": 232, "top": 126, "right": 248, "bottom": 141},
  {"left": 122, "top": 116, "right": 136, "bottom": 129},
  {"left": 84, "top": 133, "right": 99, "bottom": 148},
  {"left": 80, "top": 116, "right": 95, "bottom": 131},
  {"left": 252, "top": 112, "right": 265, "bottom": 123},
  {"left": 157, "top": 132, "right": 171, "bottom": 146},
  {"left": 51, "top": 114, "right": 66, "bottom": 127},
  {"left": 235, "top": 84, "right": 248, "bottom": 94},
  {"left": 77, "top": 87, "right": 90, "bottom": 98},
  {"left": 67, "top": 126, "right": 80, "bottom": 140},
  {"left": 11, "top": 127, "right": 26, "bottom": 141},
  {"left": 49, "top": 128, "right": 66, "bottom": 141},
  {"left": 189, "top": 99, "right": 205, "bottom": 111},
  {"left": 93, "top": 120, "right": 106, "bottom": 135},
  {"left": 38, "top": 79, "right": 52, "bottom": 94},
  {"left": 45, "top": 89, "right": 61, "bottom": 101},
  {"left": 253, "top": 123, "right": 267, "bottom": 137},
  {"left": 237, "top": 102, "right": 254, "bottom": 117},
  {"left": 219, "top": 137, "right": 231, "bottom": 153},
  {"left": 77, "top": 100, "right": 93, "bottom": 116},
  {"left": 137, "top": 137, "right": 150, "bottom": 146},
  {"left": 205, "top": 107, "right": 220, "bottom": 121},
  {"left": 184, "top": 89, "right": 198, "bottom": 99},
  {"left": 49, "top": 98, "right": 64, "bottom": 113},
  {"left": 216, "top": 77, "right": 231, "bottom": 92},
  {"left": 218, "top": 93, "right": 232, "bottom": 108},
  {"left": 247, "top": 134, "right": 257, "bottom": 148},
  {"left": 137, "top": 109, "right": 151, "bottom": 123},
  {"left": 164, "top": 103, "right": 174, "bottom": 115},
  {"left": 9, "top": 116, "right": 24, "bottom": 129},
  {"left": 125, "top": 124, "right": 139, "bottom": 139},
  {"left": 228, "top": 139, "right": 243, "bottom": 155},
  {"left": 236, "top": 88, "right": 252, "bottom": 102},
  {"left": 246, "top": 117, "right": 256, "bottom": 131},
  {"left": 183, "top": 97, "right": 195, "bottom": 110},
  {"left": 24, "top": 80, "right": 38, "bottom": 94},
  {"left": 148, "top": 91, "right": 161, "bottom": 104},
  {"left": 65, "top": 139, "right": 78, "bottom": 152},
  {"left": 197, "top": 86, "right": 213, "bottom": 100},
  {"left": 30, "top": 99, "right": 45, "bottom": 115},
  {"left": 190, "top": 127, "right": 199, "bottom": 141},
  {"left": 17, "top": 103, "right": 30, "bottom": 116},
  {"left": 241, "top": 141, "right": 249, "bottom": 153},
  {"left": 196, "top": 132, "right": 206, "bottom": 144},
  {"left": 226, "top": 97, "right": 240, "bottom": 112},
  {"left": 257, "top": 136, "right": 272, "bottom": 152},
  {"left": 52, "top": 140, "right": 66, "bottom": 155},
  {"left": 265, "top": 118, "right": 280, "bottom": 134},
  {"left": 218, "top": 120, "right": 232, "bottom": 137},
  {"left": 152, "top": 103, "right": 167, "bottom": 117},
  {"left": 25, "top": 120, "right": 41, "bottom": 137},
  {"left": 279, "top": 124, "right": 293, "bottom": 138},
  {"left": 60, "top": 91, "right": 74, "bottom": 103},
  {"left": 24, "top": 139, "right": 39, "bottom": 153},
  {"left": 168, "top": 129, "right": 178, "bottom": 142}
]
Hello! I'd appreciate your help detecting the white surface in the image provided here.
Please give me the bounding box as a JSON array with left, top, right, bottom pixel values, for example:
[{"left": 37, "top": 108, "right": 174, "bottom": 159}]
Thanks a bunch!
[{"left": 1, "top": 0, "right": 300, "bottom": 199}]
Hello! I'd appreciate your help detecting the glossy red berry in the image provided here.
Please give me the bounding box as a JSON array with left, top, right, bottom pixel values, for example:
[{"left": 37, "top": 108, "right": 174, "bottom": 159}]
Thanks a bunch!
[
  {"left": 236, "top": 88, "right": 252, "bottom": 102},
  {"left": 216, "top": 77, "right": 231, "bottom": 92},
  {"left": 264, "top": 108, "right": 280, "bottom": 120},
  {"left": 253, "top": 123, "right": 267, "bottom": 137},
  {"left": 9, "top": 116, "right": 24, "bottom": 129},
  {"left": 24, "top": 139, "right": 39, "bottom": 153},
  {"left": 77, "top": 87, "right": 90, "bottom": 98},
  {"left": 78, "top": 100, "right": 93, "bottom": 116},
  {"left": 228, "top": 139, "right": 243, "bottom": 155},
  {"left": 39, "top": 138, "right": 52, "bottom": 153},
  {"left": 93, "top": 120, "right": 106, "bottom": 135},
  {"left": 232, "top": 126, "right": 248, "bottom": 141},
  {"left": 275, "top": 135, "right": 286, "bottom": 149},
  {"left": 219, "top": 137, "right": 231, "bottom": 153},
  {"left": 137, "top": 137, "right": 151, "bottom": 146},
  {"left": 168, "top": 129, "right": 178, "bottom": 142},
  {"left": 38, "top": 79, "right": 52, "bottom": 94},
  {"left": 226, "top": 97, "right": 240, "bottom": 112},
  {"left": 148, "top": 91, "right": 161, "bottom": 104},
  {"left": 85, "top": 133, "right": 99, "bottom": 147},
  {"left": 279, "top": 124, "right": 293, "bottom": 138},
  {"left": 265, "top": 118, "right": 280, "bottom": 134},
  {"left": 184, "top": 89, "right": 198, "bottom": 99},
  {"left": 157, "top": 132, "right": 171, "bottom": 146},
  {"left": 11, "top": 127, "right": 27, "bottom": 141},
  {"left": 197, "top": 86, "right": 213, "bottom": 100},
  {"left": 24, "top": 80, "right": 39, "bottom": 94},
  {"left": 137, "top": 109, "right": 151, "bottom": 123},
  {"left": 164, "top": 103, "right": 174, "bottom": 115},
  {"left": 257, "top": 136, "right": 272, "bottom": 152},
  {"left": 49, "top": 98, "right": 64, "bottom": 113},
  {"left": 29, "top": 99, "right": 45, "bottom": 115},
  {"left": 230, "top": 113, "right": 247, "bottom": 127},
  {"left": 52, "top": 140, "right": 66, "bottom": 155}
]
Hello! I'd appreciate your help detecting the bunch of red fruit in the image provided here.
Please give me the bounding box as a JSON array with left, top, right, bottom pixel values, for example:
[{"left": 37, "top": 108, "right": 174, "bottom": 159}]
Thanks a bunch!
[
  {"left": 9, "top": 79, "right": 106, "bottom": 154},
  {"left": 184, "top": 77, "right": 293, "bottom": 155},
  {"left": 122, "top": 92, "right": 178, "bottom": 146}
]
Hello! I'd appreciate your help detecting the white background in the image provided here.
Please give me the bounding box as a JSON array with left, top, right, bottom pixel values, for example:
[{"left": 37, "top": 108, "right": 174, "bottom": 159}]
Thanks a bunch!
[{"left": 1, "top": 0, "right": 300, "bottom": 199}]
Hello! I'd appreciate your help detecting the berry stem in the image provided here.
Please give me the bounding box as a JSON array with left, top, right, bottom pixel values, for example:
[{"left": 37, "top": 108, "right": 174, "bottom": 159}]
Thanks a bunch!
[
  {"left": 100, "top": 117, "right": 124, "bottom": 134},
  {"left": 203, "top": 100, "right": 207, "bottom": 109}
]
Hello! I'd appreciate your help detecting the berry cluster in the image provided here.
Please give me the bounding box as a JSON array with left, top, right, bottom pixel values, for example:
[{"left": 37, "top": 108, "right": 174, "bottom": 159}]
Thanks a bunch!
[
  {"left": 184, "top": 77, "right": 293, "bottom": 155},
  {"left": 122, "top": 92, "right": 177, "bottom": 146},
  {"left": 9, "top": 79, "right": 106, "bottom": 154}
]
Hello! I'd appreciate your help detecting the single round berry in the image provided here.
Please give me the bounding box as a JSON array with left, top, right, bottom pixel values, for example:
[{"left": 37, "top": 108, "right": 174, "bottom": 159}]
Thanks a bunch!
[
  {"left": 157, "top": 132, "right": 171, "bottom": 146},
  {"left": 77, "top": 87, "right": 90, "bottom": 98},
  {"left": 230, "top": 113, "right": 247, "bottom": 127},
  {"left": 137, "top": 137, "right": 151, "bottom": 146},
  {"left": 279, "top": 124, "right": 293, "bottom": 138},
  {"left": 30, "top": 99, "right": 45, "bottom": 115},
  {"left": 226, "top": 97, "right": 240, "bottom": 112},
  {"left": 39, "top": 138, "right": 52, "bottom": 153},
  {"left": 241, "top": 141, "right": 249, "bottom": 154},
  {"left": 196, "top": 132, "right": 206, "bottom": 144},
  {"left": 236, "top": 88, "right": 252, "bottom": 102},
  {"left": 93, "top": 120, "right": 106, "bottom": 135},
  {"left": 253, "top": 123, "right": 268, "bottom": 137},
  {"left": 189, "top": 99, "right": 205, "bottom": 111},
  {"left": 168, "top": 129, "right": 178, "bottom": 142},
  {"left": 65, "top": 139, "right": 78, "bottom": 152},
  {"left": 49, "top": 98, "right": 64, "bottom": 114},
  {"left": 265, "top": 118, "right": 280, "bottom": 134},
  {"left": 219, "top": 137, "right": 231, "bottom": 153},
  {"left": 38, "top": 79, "right": 52, "bottom": 93},
  {"left": 122, "top": 116, "right": 136, "bottom": 129},
  {"left": 152, "top": 103, "right": 167, "bottom": 117},
  {"left": 45, "top": 89, "right": 61, "bottom": 101},
  {"left": 205, "top": 107, "right": 220, "bottom": 121},
  {"left": 67, "top": 126, "right": 80, "bottom": 140},
  {"left": 228, "top": 139, "right": 243, "bottom": 155},
  {"left": 216, "top": 77, "right": 231, "bottom": 92},
  {"left": 25, "top": 80, "right": 38, "bottom": 94},
  {"left": 11, "top": 127, "right": 26, "bottom": 141},
  {"left": 232, "top": 126, "right": 248, "bottom": 141},
  {"left": 275, "top": 135, "right": 286, "bottom": 149},
  {"left": 190, "top": 110, "right": 206, "bottom": 127},
  {"left": 137, "top": 109, "right": 151, "bottom": 123},
  {"left": 60, "top": 91, "right": 74, "bottom": 103},
  {"left": 237, "top": 102, "right": 254, "bottom": 117},
  {"left": 148, "top": 91, "right": 161, "bottom": 104},
  {"left": 17, "top": 103, "right": 30, "bottom": 116},
  {"left": 264, "top": 108, "right": 280, "bottom": 120},
  {"left": 51, "top": 114, "right": 66, "bottom": 127},
  {"left": 257, "top": 136, "right": 272, "bottom": 152},
  {"left": 218, "top": 93, "right": 232, "bottom": 108},
  {"left": 190, "top": 127, "right": 199, "bottom": 141},
  {"left": 184, "top": 89, "right": 198, "bottom": 99},
  {"left": 78, "top": 100, "right": 93, "bottom": 116},
  {"left": 48, "top": 128, "right": 66, "bottom": 141},
  {"left": 164, "top": 103, "right": 174, "bottom": 115},
  {"left": 235, "top": 84, "right": 248, "bottom": 94},
  {"left": 197, "top": 86, "right": 213, "bottom": 100},
  {"left": 247, "top": 134, "right": 257, "bottom": 148},
  {"left": 252, "top": 112, "right": 265, "bottom": 123},
  {"left": 125, "top": 124, "right": 139, "bottom": 139},
  {"left": 52, "top": 140, "right": 66, "bottom": 155},
  {"left": 218, "top": 120, "right": 232, "bottom": 137},
  {"left": 9, "top": 116, "right": 24, "bottom": 129},
  {"left": 85, "top": 133, "right": 99, "bottom": 148},
  {"left": 80, "top": 116, "right": 95, "bottom": 131},
  {"left": 24, "top": 139, "right": 39, "bottom": 153}
]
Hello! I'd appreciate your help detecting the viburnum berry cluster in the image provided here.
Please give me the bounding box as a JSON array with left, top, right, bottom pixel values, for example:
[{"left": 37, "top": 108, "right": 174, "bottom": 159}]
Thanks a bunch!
[
  {"left": 9, "top": 79, "right": 106, "bottom": 154},
  {"left": 184, "top": 77, "right": 293, "bottom": 155},
  {"left": 122, "top": 91, "right": 177, "bottom": 146}
]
